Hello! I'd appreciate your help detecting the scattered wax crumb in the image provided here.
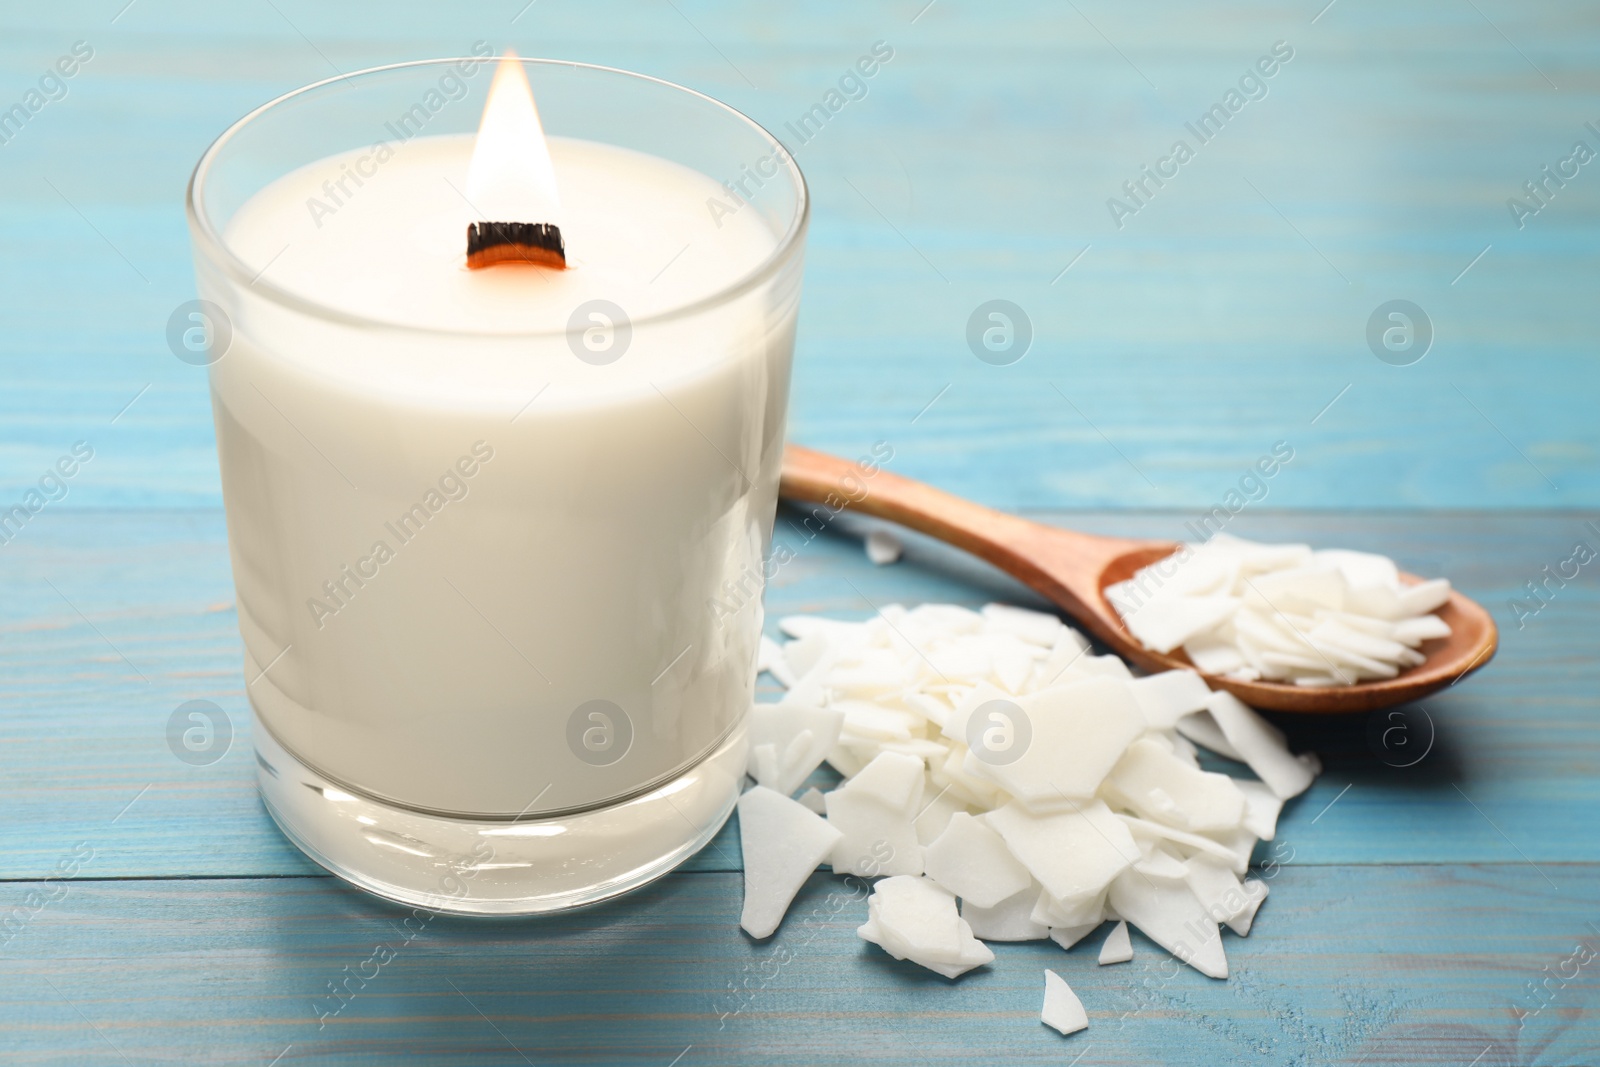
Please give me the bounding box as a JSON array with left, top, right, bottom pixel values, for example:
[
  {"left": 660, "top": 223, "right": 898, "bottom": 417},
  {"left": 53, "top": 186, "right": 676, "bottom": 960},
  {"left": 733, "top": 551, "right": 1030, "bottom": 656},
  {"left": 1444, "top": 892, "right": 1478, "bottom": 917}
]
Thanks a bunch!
[
  {"left": 1041, "top": 969, "right": 1089, "bottom": 1035},
  {"left": 1097, "top": 920, "right": 1133, "bottom": 965},
  {"left": 865, "top": 529, "right": 903, "bottom": 565}
]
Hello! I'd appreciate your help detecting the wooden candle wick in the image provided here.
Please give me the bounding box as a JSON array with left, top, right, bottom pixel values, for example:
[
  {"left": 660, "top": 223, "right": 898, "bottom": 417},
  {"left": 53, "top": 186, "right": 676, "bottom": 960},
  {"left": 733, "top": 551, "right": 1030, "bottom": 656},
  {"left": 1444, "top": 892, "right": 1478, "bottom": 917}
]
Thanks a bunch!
[{"left": 466, "top": 222, "right": 566, "bottom": 269}]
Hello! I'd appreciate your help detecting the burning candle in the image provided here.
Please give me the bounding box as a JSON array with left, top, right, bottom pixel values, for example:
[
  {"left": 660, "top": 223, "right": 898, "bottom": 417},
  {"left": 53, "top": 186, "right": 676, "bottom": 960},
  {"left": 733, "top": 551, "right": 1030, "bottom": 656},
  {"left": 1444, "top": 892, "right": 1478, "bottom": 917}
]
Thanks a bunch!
[{"left": 187, "top": 56, "right": 807, "bottom": 913}]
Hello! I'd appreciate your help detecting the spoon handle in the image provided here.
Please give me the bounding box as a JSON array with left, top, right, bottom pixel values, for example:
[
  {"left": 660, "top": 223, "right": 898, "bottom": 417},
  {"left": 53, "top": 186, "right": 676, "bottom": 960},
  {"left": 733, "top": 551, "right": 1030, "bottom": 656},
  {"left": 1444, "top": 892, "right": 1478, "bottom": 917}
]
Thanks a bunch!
[{"left": 779, "top": 444, "right": 1137, "bottom": 615}]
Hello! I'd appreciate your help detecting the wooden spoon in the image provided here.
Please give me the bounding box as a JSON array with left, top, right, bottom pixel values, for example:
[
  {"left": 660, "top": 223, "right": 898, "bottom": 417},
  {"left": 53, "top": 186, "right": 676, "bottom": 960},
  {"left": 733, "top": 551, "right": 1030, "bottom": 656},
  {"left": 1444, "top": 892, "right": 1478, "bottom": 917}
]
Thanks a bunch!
[{"left": 779, "top": 444, "right": 1496, "bottom": 714}]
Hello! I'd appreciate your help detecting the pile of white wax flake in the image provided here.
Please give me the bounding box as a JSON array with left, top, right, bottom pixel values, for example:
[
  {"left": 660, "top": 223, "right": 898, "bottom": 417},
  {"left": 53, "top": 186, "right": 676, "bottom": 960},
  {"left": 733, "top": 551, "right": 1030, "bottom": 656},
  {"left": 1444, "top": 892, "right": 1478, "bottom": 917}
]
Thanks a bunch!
[
  {"left": 738, "top": 600, "right": 1320, "bottom": 1037},
  {"left": 1107, "top": 533, "right": 1452, "bottom": 687}
]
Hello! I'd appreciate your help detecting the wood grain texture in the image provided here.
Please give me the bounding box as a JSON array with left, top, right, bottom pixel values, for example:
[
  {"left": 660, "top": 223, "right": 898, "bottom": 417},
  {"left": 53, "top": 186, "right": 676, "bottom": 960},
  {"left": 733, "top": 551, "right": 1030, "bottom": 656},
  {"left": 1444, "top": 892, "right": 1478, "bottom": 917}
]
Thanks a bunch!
[
  {"left": 1, "top": 0, "right": 1598, "bottom": 1062},
  {"left": 3, "top": 866, "right": 1598, "bottom": 1066},
  {"left": 0, "top": 1, "right": 1595, "bottom": 508}
]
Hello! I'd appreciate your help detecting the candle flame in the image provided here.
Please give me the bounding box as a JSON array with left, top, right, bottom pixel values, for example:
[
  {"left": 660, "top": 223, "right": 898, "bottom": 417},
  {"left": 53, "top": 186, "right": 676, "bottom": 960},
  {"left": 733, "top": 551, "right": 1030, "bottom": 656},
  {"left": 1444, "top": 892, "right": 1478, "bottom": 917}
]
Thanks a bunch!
[{"left": 465, "top": 50, "right": 563, "bottom": 236}]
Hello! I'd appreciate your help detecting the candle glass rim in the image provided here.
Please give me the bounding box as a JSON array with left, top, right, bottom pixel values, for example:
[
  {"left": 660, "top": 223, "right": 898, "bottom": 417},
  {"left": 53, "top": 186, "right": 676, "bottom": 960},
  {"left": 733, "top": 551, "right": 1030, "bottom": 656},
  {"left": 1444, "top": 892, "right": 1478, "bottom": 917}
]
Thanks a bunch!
[{"left": 186, "top": 56, "right": 809, "bottom": 339}]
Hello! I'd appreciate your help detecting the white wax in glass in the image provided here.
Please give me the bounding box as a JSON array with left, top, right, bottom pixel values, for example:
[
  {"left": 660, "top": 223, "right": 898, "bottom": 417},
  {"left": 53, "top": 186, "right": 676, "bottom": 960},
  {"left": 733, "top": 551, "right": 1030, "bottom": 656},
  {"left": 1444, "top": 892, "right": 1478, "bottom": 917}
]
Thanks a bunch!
[
  {"left": 212, "top": 133, "right": 794, "bottom": 816},
  {"left": 229, "top": 135, "right": 773, "bottom": 334}
]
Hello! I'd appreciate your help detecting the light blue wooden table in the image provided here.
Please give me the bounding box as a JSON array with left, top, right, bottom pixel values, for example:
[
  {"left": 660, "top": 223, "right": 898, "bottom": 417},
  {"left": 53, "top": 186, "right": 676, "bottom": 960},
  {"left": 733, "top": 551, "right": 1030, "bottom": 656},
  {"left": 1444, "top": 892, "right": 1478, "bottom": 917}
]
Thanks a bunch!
[{"left": 2, "top": 1, "right": 1597, "bottom": 1063}]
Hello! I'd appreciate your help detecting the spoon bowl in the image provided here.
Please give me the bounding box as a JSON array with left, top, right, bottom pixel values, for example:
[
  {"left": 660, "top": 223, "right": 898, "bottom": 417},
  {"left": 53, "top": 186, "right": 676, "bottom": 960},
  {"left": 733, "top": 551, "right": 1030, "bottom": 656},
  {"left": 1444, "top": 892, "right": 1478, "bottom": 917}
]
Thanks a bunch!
[{"left": 781, "top": 444, "right": 1496, "bottom": 714}]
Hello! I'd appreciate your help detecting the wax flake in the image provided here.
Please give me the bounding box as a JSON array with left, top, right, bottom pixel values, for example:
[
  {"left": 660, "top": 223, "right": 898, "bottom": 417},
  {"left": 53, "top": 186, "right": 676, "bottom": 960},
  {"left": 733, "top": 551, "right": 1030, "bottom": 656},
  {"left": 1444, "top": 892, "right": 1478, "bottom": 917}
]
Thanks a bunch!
[
  {"left": 747, "top": 703, "right": 843, "bottom": 797},
  {"left": 961, "top": 885, "right": 1050, "bottom": 942},
  {"left": 1048, "top": 922, "right": 1101, "bottom": 951},
  {"left": 857, "top": 876, "right": 994, "bottom": 978},
  {"left": 737, "top": 786, "right": 841, "bottom": 939},
  {"left": 1041, "top": 970, "right": 1089, "bottom": 1035},
  {"left": 1098, "top": 920, "right": 1133, "bottom": 965},
  {"left": 865, "top": 529, "right": 904, "bottom": 565},
  {"left": 923, "top": 812, "right": 1032, "bottom": 908}
]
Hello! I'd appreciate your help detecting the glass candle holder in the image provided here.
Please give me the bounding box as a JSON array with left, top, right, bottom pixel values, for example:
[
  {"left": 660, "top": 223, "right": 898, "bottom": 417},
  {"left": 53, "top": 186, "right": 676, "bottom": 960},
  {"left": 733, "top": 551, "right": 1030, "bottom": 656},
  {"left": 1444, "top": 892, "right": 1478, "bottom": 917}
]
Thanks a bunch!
[{"left": 186, "top": 58, "right": 807, "bottom": 914}]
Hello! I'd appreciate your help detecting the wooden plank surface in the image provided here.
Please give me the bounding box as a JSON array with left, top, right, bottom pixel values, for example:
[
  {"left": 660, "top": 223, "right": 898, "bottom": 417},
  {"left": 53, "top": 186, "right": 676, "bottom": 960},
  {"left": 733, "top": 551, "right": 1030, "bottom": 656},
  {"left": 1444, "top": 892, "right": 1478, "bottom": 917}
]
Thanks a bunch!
[
  {"left": 0, "top": 1, "right": 1596, "bottom": 508},
  {"left": 1, "top": 0, "right": 1598, "bottom": 1062},
  {"left": 3, "top": 866, "right": 1599, "bottom": 1066}
]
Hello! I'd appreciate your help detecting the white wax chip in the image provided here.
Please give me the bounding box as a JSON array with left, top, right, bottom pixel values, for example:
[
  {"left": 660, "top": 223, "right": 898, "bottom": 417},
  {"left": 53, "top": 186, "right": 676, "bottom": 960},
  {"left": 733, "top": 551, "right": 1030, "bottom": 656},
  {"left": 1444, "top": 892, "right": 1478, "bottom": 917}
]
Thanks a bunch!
[
  {"left": 1309, "top": 619, "right": 1410, "bottom": 663},
  {"left": 913, "top": 786, "right": 965, "bottom": 845},
  {"left": 1392, "top": 614, "right": 1451, "bottom": 646},
  {"left": 1183, "top": 853, "right": 1253, "bottom": 927},
  {"left": 865, "top": 529, "right": 904, "bottom": 566},
  {"left": 1206, "top": 533, "right": 1313, "bottom": 572},
  {"left": 828, "top": 650, "right": 914, "bottom": 697},
  {"left": 1227, "top": 878, "right": 1270, "bottom": 936},
  {"left": 1102, "top": 737, "right": 1246, "bottom": 833},
  {"left": 1115, "top": 595, "right": 1241, "bottom": 655},
  {"left": 858, "top": 876, "right": 995, "bottom": 978},
  {"left": 1041, "top": 970, "right": 1089, "bottom": 1036},
  {"left": 1236, "top": 779, "right": 1284, "bottom": 840},
  {"left": 1031, "top": 887, "right": 1106, "bottom": 929},
  {"left": 1313, "top": 548, "right": 1399, "bottom": 591},
  {"left": 963, "top": 676, "right": 1145, "bottom": 804},
  {"left": 738, "top": 786, "right": 843, "bottom": 939},
  {"left": 1128, "top": 670, "right": 1215, "bottom": 729},
  {"left": 782, "top": 632, "right": 833, "bottom": 682},
  {"left": 1173, "top": 710, "right": 1245, "bottom": 762},
  {"left": 748, "top": 703, "right": 845, "bottom": 796},
  {"left": 781, "top": 730, "right": 816, "bottom": 778},
  {"left": 825, "top": 743, "right": 868, "bottom": 779},
  {"left": 876, "top": 738, "right": 951, "bottom": 760},
  {"left": 981, "top": 603, "right": 1064, "bottom": 646},
  {"left": 906, "top": 603, "right": 985, "bottom": 636},
  {"left": 1203, "top": 825, "right": 1260, "bottom": 872},
  {"left": 1132, "top": 847, "right": 1189, "bottom": 881},
  {"left": 1205, "top": 691, "right": 1317, "bottom": 799},
  {"left": 1306, "top": 622, "right": 1407, "bottom": 674},
  {"left": 923, "top": 812, "right": 1033, "bottom": 908},
  {"left": 779, "top": 641, "right": 836, "bottom": 708},
  {"left": 1397, "top": 577, "right": 1451, "bottom": 616},
  {"left": 992, "top": 645, "right": 1036, "bottom": 694},
  {"left": 797, "top": 787, "right": 827, "bottom": 814},
  {"left": 940, "top": 681, "right": 1012, "bottom": 745},
  {"left": 758, "top": 635, "right": 795, "bottom": 688},
  {"left": 987, "top": 800, "right": 1138, "bottom": 901},
  {"left": 1079, "top": 655, "right": 1135, "bottom": 680},
  {"left": 1246, "top": 564, "right": 1347, "bottom": 614},
  {"left": 1098, "top": 920, "right": 1133, "bottom": 965},
  {"left": 841, "top": 751, "right": 925, "bottom": 812},
  {"left": 927, "top": 649, "right": 991, "bottom": 685},
  {"left": 1343, "top": 583, "right": 1406, "bottom": 620},
  {"left": 961, "top": 885, "right": 1050, "bottom": 942},
  {"left": 1141, "top": 730, "right": 1176, "bottom": 753},
  {"left": 1035, "top": 629, "right": 1093, "bottom": 685},
  {"left": 753, "top": 743, "right": 783, "bottom": 789},
  {"left": 1259, "top": 649, "right": 1339, "bottom": 675},
  {"left": 778, "top": 615, "right": 863, "bottom": 640},
  {"left": 933, "top": 746, "right": 1003, "bottom": 809},
  {"left": 1107, "top": 869, "right": 1228, "bottom": 979},
  {"left": 1119, "top": 815, "right": 1249, "bottom": 875},
  {"left": 825, "top": 789, "right": 923, "bottom": 877},
  {"left": 1049, "top": 922, "right": 1102, "bottom": 951},
  {"left": 837, "top": 702, "right": 917, "bottom": 741},
  {"left": 1319, "top": 610, "right": 1398, "bottom": 637},
  {"left": 1183, "top": 634, "right": 1248, "bottom": 676},
  {"left": 1232, "top": 608, "right": 1313, "bottom": 657}
]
